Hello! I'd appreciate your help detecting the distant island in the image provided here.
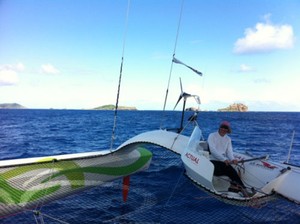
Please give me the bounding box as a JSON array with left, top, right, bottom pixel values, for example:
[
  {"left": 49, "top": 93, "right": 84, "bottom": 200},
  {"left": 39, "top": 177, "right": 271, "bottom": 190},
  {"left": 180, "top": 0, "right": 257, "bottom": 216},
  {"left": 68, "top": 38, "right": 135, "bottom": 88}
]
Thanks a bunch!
[
  {"left": 93, "top": 104, "right": 137, "bottom": 110},
  {"left": 218, "top": 103, "right": 248, "bottom": 112},
  {"left": 0, "top": 102, "right": 248, "bottom": 111},
  {"left": 0, "top": 103, "right": 26, "bottom": 109}
]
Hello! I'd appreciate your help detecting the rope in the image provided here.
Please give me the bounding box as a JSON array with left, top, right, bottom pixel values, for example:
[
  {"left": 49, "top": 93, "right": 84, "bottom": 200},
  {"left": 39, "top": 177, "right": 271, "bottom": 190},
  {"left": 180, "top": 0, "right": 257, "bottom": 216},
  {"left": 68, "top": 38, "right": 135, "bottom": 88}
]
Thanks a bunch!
[
  {"left": 33, "top": 210, "right": 45, "bottom": 224},
  {"left": 160, "top": 118, "right": 193, "bottom": 210},
  {"left": 33, "top": 159, "right": 57, "bottom": 224},
  {"left": 151, "top": 157, "right": 185, "bottom": 223},
  {"left": 169, "top": 114, "right": 196, "bottom": 151},
  {"left": 164, "top": 169, "right": 184, "bottom": 208},
  {"left": 235, "top": 164, "right": 268, "bottom": 190},
  {"left": 160, "top": 0, "right": 185, "bottom": 129},
  {"left": 33, "top": 159, "right": 57, "bottom": 213},
  {"left": 110, "top": 0, "right": 131, "bottom": 150},
  {"left": 102, "top": 181, "right": 158, "bottom": 223},
  {"left": 34, "top": 211, "right": 70, "bottom": 224}
]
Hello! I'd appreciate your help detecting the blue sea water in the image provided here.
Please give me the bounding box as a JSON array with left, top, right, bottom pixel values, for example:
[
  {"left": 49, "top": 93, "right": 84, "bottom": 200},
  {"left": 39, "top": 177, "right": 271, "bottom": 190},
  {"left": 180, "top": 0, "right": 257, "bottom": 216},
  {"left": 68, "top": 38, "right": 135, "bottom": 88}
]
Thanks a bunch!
[{"left": 0, "top": 109, "right": 300, "bottom": 223}]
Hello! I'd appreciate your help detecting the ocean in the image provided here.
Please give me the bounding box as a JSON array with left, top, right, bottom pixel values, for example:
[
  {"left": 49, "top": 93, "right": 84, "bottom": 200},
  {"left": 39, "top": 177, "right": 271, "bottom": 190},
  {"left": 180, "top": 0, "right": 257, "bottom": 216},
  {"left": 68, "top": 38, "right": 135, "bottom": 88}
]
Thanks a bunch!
[{"left": 0, "top": 109, "right": 299, "bottom": 223}]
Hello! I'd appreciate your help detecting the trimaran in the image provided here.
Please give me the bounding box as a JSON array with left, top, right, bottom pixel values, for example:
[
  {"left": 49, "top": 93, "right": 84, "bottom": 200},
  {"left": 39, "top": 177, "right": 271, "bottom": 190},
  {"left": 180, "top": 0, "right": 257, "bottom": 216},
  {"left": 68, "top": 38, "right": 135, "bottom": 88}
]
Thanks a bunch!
[{"left": 1, "top": 0, "right": 299, "bottom": 221}]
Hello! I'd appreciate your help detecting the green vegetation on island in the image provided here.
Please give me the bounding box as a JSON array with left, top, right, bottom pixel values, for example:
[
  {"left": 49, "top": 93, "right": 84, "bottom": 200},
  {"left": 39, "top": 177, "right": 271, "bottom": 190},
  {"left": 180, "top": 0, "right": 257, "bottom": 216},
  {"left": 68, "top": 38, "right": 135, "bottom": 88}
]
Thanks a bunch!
[
  {"left": 0, "top": 103, "right": 26, "bottom": 109},
  {"left": 93, "top": 104, "right": 137, "bottom": 110}
]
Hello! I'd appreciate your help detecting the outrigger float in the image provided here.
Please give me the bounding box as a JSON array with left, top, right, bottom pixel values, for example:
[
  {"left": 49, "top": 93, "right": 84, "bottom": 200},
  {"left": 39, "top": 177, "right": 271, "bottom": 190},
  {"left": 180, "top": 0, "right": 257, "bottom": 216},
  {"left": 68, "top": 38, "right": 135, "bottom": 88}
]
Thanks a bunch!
[{"left": 0, "top": 146, "right": 152, "bottom": 218}]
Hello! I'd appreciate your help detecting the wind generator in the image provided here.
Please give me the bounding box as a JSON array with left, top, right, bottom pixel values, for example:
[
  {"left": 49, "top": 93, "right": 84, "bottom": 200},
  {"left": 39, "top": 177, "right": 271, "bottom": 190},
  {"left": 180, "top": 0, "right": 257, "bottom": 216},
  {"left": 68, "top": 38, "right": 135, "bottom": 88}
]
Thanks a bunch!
[{"left": 173, "top": 78, "right": 200, "bottom": 133}]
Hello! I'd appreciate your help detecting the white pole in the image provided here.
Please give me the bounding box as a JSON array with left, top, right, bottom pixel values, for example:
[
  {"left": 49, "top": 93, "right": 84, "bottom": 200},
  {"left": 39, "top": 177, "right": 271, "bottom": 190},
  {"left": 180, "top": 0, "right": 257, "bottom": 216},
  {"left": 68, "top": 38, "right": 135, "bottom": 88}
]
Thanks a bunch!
[{"left": 286, "top": 130, "right": 295, "bottom": 164}]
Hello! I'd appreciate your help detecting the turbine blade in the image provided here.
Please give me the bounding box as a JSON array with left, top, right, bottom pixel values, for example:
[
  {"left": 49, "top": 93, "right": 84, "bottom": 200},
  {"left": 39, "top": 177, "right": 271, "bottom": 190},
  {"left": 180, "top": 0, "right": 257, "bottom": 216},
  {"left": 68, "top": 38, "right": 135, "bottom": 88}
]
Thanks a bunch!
[
  {"left": 193, "top": 95, "right": 201, "bottom": 105},
  {"left": 180, "top": 78, "right": 183, "bottom": 93},
  {"left": 174, "top": 95, "right": 183, "bottom": 110}
]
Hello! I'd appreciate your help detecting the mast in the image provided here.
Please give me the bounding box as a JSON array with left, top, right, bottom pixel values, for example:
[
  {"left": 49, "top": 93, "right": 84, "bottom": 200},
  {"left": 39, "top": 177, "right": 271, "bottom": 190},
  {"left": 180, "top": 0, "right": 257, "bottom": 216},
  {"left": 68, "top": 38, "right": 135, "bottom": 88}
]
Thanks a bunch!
[
  {"left": 110, "top": 0, "right": 131, "bottom": 150},
  {"left": 160, "top": 0, "right": 185, "bottom": 129}
]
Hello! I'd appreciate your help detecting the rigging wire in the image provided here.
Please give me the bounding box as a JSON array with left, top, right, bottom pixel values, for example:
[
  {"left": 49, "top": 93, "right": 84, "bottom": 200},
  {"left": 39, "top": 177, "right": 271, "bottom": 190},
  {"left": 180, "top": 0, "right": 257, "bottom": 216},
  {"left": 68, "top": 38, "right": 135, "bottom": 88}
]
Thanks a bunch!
[
  {"left": 160, "top": 0, "right": 185, "bottom": 129},
  {"left": 110, "top": 0, "right": 131, "bottom": 150}
]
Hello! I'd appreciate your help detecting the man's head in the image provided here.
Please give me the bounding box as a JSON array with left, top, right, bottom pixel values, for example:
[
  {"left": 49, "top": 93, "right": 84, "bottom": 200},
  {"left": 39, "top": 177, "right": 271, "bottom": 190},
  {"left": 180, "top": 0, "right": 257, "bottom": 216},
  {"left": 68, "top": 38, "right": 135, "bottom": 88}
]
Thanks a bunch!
[{"left": 219, "top": 121, "right": 232, "bottom": 135}]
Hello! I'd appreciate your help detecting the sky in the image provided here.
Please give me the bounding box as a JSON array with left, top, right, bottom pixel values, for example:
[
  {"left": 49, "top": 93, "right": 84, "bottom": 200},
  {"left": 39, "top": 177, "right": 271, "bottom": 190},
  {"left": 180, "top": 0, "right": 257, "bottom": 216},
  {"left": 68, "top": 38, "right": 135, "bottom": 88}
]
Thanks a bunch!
[{"left": 0, "top": 0, "right": 299, "bottom": 111}]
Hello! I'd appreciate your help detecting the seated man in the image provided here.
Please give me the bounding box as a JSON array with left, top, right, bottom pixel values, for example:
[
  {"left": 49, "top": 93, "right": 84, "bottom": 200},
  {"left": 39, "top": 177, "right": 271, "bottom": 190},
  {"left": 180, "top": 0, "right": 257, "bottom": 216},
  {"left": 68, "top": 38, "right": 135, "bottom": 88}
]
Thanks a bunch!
[{"left": 207, "top": 121, "right": 250, "bottom": 196}]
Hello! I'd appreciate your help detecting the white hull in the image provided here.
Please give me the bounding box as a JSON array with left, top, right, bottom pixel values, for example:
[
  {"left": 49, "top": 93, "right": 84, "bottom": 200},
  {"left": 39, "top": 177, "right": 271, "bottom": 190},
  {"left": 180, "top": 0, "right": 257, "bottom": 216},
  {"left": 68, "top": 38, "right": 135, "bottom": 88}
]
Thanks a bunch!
[{"left": 121, "top": 126, "right": 300, "bottom": 204}]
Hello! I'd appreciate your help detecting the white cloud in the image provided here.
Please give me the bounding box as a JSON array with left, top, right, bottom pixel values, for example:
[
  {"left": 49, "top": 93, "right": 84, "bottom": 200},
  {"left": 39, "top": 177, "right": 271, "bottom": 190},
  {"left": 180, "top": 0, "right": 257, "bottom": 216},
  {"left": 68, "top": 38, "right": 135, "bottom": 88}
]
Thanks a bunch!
[
  {"left": 253, "top": 78, "right": 271, "bottom": 84},
  {"left": 0, "top": 63, "right": 24, "bottom": 86},
  {"left": 0, "top": 63, "right": 25, "bottom": 72},
  {"left": 15, "top": 63, "right": 25, "bottom": 72},
  {"left": 40, "top": 64, "right": 60, "bottom": 75},
  {"left": 0, "top": 69, "right": 19, "bottom": 86},
  {"left": 238, "top": 64, "right": 255, "bottom": 72},
  {"left": 234, "top": 16, "right": 295, "bottom": 54}
]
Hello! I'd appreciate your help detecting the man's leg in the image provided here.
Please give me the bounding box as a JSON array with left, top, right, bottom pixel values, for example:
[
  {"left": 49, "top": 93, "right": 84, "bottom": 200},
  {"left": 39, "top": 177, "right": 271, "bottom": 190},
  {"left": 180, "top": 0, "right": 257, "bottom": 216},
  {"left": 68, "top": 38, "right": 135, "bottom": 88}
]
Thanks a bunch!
[{"left": 211, "top": 160, "right": 245, "bottom": 187}]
